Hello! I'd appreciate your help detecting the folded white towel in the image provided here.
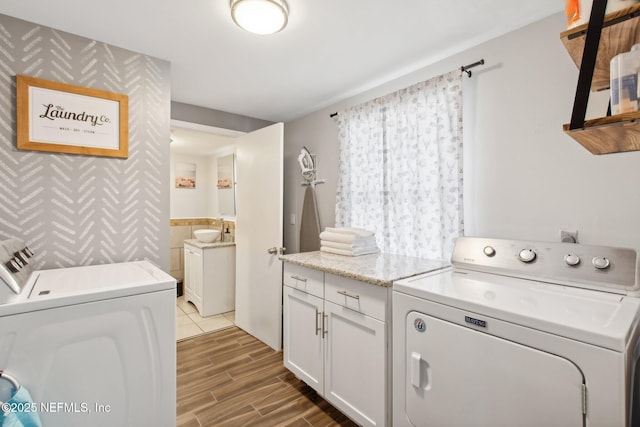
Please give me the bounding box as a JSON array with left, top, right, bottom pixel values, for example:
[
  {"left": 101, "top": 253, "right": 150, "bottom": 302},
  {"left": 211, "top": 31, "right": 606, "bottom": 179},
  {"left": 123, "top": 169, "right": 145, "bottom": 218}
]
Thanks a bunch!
[
  {"left": 319, "top": 231, "right": 377, "bottom": 245},
  {"left": 324, "top": 227, "right": 374, "bottom": 237},
  {"left": 319, "top": 231, "right": 355, "bottom": 243},
  {"left": 320, "top": 239, "right": 378, "bottom": 251},
  {"left": 321, "top": 246, "right": 380, "bottom": 257}
]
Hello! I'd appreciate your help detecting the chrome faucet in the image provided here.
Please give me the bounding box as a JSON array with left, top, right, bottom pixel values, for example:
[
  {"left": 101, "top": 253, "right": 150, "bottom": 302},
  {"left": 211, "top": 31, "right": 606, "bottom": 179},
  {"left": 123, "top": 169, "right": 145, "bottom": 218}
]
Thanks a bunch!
[{"left": 218, "top": 217, "right": 225, "bottom": 242}]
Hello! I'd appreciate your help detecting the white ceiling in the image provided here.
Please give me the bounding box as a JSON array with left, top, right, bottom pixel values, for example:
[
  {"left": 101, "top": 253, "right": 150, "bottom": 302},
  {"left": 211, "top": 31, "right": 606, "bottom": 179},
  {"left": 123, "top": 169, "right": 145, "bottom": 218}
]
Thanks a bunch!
[{"left": 0, "top": 1, "right": 562, "bottom": 123}]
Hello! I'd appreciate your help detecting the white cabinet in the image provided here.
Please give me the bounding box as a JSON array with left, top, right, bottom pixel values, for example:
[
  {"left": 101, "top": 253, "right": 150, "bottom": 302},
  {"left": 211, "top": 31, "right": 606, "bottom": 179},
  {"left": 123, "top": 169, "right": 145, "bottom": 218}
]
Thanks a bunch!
[
  {"left": 184, "top": 242, "right": 236, "bottom": 317},
  {"left": 283, "top": 263, "right": 390, "bottom": 427},
  {"left": 184, "top": 244, "right": 203, "bottom": 310}
]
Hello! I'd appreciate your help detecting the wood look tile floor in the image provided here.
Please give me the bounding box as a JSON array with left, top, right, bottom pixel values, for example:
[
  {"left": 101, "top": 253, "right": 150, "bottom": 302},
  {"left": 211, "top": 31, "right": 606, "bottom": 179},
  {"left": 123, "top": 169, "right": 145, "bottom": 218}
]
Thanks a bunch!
[{"left": 177, "top": 326, "right": 360, "bottom": 427}]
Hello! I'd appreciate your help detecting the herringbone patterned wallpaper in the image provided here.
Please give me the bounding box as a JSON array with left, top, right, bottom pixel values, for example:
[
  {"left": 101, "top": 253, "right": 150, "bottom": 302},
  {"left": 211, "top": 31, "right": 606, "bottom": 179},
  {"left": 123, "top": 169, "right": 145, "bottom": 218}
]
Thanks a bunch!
[{"left": 0, "top": 14, "right": 171, "bottom": 270}]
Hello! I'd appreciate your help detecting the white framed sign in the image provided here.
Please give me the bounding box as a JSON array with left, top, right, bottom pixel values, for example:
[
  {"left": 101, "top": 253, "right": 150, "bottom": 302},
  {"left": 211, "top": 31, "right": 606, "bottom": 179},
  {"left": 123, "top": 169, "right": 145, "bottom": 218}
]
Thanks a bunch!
[{"left": 16, "top": 75, "right": 128, "bottom": 158}]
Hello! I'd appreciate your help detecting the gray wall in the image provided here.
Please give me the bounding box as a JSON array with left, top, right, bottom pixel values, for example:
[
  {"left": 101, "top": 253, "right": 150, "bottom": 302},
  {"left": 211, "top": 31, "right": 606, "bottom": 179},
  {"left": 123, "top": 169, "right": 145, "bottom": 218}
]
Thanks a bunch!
[
  {"left": 0, "top": 14, "right": 171, "bottom": 270},
  {"left": 171, "top": 101, "right": 272, "bottom": 133},
  {"left": 284, "top": 12, "right": 640, "bottom": 255}
]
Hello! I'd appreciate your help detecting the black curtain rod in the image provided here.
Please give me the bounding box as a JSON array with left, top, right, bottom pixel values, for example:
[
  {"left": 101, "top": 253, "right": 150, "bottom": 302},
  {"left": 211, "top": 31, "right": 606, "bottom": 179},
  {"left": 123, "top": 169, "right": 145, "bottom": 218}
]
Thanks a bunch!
[
  {"left": 330, "top": 60, "right": 485, "bottom": 117},
  {"left": 461, "top": 59, "right": 485, "bottom": 77}
]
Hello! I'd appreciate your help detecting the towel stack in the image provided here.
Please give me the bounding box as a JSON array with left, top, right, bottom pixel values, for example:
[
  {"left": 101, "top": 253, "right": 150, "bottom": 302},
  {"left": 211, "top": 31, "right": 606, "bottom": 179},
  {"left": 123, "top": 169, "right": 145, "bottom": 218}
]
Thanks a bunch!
[{"left": 319, "top": 227, "right": 379, "bottom": 256}]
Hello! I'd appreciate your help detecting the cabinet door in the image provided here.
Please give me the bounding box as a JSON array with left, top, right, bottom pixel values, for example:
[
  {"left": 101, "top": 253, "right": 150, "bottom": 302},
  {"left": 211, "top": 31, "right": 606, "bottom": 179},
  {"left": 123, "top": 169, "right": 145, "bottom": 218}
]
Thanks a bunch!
[
  {"left": 201, "top": 246, "right": 236, "bottom": 317},
  {"left": 184, "top": 247, "right": 193, "bottom": 293},
  {"left": 192, "top": 249, "right": 203, "bottom": 303},
  {"left": 324, "top": 300, "right": 386, "bottom": 427},
  {"left": 184, "top": 246, "right": 203, "bottom": 312},
  {"left": 283, "top": 286, "right": 324, "bottom": 393}
]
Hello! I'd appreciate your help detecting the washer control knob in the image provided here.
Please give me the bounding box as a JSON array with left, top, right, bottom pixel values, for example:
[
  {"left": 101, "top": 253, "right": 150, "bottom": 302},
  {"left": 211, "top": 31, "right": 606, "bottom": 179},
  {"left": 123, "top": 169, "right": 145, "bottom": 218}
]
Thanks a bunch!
[
  {"left": 14, "top": 251, "right": 28, "bottom": 264},
  {"left": 564, "top": 254, "right": 580, "bottom": 266},
  {"left": 12, "top": 257, "right": 24, "bottom": 268},
  {"left": 592, "top": 256, "right": 610, "bottom": 270},
  {"left": 5, "top": 259, "right": 20, "bottom": 273},
  {"left": 518, "top": 249, "right": 536, "bottom": 263},
  {"left": 483, "top": 246, "right": 496, "bottom": 257}
]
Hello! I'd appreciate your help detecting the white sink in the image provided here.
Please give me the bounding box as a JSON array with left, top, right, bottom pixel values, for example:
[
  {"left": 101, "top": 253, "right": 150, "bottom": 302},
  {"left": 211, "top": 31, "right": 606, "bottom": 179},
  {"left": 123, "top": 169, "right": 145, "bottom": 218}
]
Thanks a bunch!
[{"left": 193, "top": 229, "right": 221, "bottom": 243}]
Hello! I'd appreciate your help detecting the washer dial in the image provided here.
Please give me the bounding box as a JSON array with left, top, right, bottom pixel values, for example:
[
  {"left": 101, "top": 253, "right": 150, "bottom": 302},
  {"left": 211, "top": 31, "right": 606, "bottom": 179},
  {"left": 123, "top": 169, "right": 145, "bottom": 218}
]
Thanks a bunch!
[
  {"left": 592, "top": 256, "right": 610, "bottom": 270},
  {"left": 483, "top": 246, "right": 496, "bottom": 257},
  {"left": 564, "top": 254, "right": 580, "bottom": 266},
  {"left": 518, "top": 249, "right": 536, "bottom": 263}
]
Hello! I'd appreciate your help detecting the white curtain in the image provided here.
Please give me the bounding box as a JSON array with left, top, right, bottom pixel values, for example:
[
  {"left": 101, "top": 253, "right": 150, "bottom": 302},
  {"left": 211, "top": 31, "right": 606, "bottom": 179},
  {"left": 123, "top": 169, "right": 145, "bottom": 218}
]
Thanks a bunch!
[{"left": 335, "top": 69, "right": 463, "bottom": 260}]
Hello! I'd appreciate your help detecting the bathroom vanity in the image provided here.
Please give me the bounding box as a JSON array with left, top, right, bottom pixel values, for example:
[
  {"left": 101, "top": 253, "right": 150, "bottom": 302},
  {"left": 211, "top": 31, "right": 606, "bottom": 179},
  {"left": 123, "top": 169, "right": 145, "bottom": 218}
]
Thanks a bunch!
[
  {"left": 184, "top": 239, "right": 236, "bottom": 316},
  {"left": 279, "top": 251, "right": 447, "bottom": 427}
]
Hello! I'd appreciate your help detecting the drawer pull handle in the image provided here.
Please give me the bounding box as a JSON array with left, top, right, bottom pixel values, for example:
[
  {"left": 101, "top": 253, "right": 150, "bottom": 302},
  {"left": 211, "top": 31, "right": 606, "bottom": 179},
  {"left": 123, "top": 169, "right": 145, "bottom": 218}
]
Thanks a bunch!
[
  {"left": 337, "top": 290, "right": 360, "bottom": 300},
  {"left": 315, "top": 309, "right": 321, "bottom": 335},
  {"left": 290, "top": 275, "right": 307, "bottom": 283},
  {"left": 323, "top": 313, "right": 328, "bottom": 337}
]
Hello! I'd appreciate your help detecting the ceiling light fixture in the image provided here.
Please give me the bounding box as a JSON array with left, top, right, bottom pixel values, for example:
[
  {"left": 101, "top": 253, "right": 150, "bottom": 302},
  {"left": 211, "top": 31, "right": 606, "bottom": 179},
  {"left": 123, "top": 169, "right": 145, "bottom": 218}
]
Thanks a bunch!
[{"left": 230, "top": 0, "right": 289, "bottom": 35}]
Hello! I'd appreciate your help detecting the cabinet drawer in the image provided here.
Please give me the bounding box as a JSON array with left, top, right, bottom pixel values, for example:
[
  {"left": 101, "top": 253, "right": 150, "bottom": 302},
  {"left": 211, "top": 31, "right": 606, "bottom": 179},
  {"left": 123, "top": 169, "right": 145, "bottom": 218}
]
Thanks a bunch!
[
  {"left": 184, "top": 243, "right": 203, "bottom": 256},
  {"left": 324, "top": 273, "right": 387, "bottom": 321},
  {"left": 283, "top": 263, "right": 323, "bottom": 298}
]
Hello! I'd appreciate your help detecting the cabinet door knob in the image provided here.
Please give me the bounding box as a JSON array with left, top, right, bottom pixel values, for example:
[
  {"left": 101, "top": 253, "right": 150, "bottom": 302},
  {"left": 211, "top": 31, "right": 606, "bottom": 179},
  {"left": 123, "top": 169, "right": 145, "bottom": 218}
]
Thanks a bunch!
[{"left": 267, "top": 247, "right": 278, "bottom": 254}]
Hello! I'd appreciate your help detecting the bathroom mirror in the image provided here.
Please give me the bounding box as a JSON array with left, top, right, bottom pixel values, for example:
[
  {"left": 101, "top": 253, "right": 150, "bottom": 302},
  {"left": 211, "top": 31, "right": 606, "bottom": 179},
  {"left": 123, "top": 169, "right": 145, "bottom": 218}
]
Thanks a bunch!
[{"left": 217, "top": 153, "right": 236, "bottom": 216}]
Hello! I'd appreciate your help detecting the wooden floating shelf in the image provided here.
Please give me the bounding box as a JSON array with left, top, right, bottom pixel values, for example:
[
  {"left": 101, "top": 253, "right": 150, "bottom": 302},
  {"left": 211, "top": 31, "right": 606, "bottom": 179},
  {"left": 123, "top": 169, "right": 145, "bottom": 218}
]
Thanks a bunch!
[
  {"left": 563, "top": 112, "right": 640, "bottom": 154},
  {"left": 560, "top": 4, "right": 640, "bottom": 92},
  {"left": 561, "top": 4, "right": 640, "bottom": 154}
]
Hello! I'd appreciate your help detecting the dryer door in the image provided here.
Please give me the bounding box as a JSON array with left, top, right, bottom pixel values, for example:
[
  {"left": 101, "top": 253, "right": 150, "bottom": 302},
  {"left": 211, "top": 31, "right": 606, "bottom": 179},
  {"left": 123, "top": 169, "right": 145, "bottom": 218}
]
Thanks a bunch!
[{"left": 405, "top": 311, "right": 584, "bottom": 427}]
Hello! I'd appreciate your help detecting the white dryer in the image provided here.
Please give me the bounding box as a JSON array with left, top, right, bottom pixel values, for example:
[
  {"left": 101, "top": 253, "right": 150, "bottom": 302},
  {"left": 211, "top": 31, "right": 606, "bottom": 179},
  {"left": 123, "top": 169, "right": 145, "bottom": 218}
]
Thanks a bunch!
[
  {"left": 0, "top": 238, "right": 176, "bottom": 427},
  {"left": 393, "top": 237, "right": 640, "bottom": 427}
]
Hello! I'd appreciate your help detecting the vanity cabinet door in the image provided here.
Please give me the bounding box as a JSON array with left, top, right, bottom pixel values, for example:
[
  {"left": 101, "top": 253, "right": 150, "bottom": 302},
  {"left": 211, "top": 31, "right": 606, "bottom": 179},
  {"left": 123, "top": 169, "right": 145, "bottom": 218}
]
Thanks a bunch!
[
  {"left": 323, "top": 299, "right": 386, "bottom": 427},
  {"left": 184, "top": 244, "right": 203, "bottom": 313},
  {"left": 184, "top": 245, "right": 194, "bottom": 296},
  {"left": 283, "top": 285, "right": 324, "bottom": 393},
  {"left": 201, "top": 245, "right": 236, "bottom": 317}
]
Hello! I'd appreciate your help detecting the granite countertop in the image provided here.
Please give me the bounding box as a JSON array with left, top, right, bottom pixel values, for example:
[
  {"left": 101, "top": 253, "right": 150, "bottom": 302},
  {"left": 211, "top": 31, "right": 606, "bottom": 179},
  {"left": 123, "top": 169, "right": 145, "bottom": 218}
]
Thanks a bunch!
[
  {"left": 279, "top": 251, "right": 449, "bottom": 287},
  {"left": 184, "top": 239, "right": 236, "bottom": 249}
]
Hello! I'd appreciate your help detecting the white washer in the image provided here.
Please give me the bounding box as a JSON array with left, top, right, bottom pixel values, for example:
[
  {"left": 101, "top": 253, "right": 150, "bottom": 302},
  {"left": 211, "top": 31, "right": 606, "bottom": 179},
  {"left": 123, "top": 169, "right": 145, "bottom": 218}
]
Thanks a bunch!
[
  {"left": 0, "top": 238, "right": 176, "bottom": 427},
  {"left": 393, "top": 237, "right": 640, "bottom": 427}
]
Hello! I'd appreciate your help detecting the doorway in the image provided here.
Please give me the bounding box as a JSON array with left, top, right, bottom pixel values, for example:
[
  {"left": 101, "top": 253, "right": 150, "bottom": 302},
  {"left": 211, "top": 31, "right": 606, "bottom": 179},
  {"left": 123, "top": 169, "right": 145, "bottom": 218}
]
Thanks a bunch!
[
  {"left": 169, "top": 120, "right": 242, "bottom": 340},
  {"left": 169, "top": 120, "right": 285, "bottom": 350}
]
